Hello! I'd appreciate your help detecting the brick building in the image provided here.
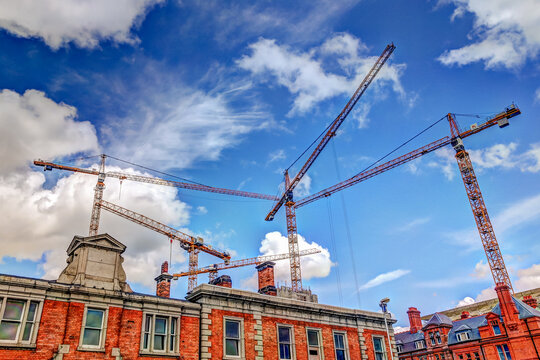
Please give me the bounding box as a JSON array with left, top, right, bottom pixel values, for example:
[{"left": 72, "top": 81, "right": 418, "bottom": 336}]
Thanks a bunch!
[
  {"left": 0, "top": 233, "right": 397, "bottom": 360},
  {"left": 395, "top": 285, "right": 540, "bottom": 360}
]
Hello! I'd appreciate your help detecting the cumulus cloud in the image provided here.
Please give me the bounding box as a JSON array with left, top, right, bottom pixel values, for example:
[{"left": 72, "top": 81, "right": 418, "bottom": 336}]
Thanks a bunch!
[
  {"left": 0, "top": 89, "right": 99, "bottom": 172},
  {"left": 457, "top": 296, "right": 476, "bottom": 307},
  {"left": 241, "top": 231, "right": 334, "bottom": 290},
  {"left": 470, "top": 260, "right": 490, "bottom": 279},
  {"left": 359, "top": 269, "right": 411, "bottom": 291},
  {"left": 515, "top": 264, "right": 540, "bottom": 292},
  {"left": 438, "top": 0, "right": 540, "bottom": 69},
  {"left": 237, "top": 34, "right": 413, "bottom": 118},
  {"left": 0, "top": 0, "right": 163, "bottom": 49},
  {"left": 294, "top": 174, "right": 312, "bottom": 198}
]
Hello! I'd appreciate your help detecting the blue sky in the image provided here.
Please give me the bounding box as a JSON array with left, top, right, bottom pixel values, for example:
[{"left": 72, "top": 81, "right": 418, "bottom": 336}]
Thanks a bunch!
[{"left": 0, "top": 0, "right": 539, "bottom": 329}]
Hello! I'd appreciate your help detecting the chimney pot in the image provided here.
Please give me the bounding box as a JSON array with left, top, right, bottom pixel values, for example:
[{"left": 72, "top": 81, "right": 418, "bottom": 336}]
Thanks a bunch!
[
  {"left": 155, "top": 261, "right": 172, "bottom": 298},
  {"left": 461, "top": 311, "right": 470, "bottom": 319},
  {"left": 210, "top": 275, "right": 232, "bottom": 288}
]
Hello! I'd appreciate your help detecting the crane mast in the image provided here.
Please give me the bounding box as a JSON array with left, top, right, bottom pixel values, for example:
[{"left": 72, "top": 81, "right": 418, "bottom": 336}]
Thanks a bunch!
[
  {"left": 89, "top": 155, "right": 106, "bottom": 236},
  {"left": 174, "top": 248, "right": 321, "bottom": 292},
  {"left": 448, "top": 114, "right": 513, "bottom": 291}
]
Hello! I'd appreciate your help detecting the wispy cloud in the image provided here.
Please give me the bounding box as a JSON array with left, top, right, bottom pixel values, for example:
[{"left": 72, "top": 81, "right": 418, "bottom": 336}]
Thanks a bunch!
[
  {"left": 395, "top": 217, "right": 431, "bottom": 232},
  {"left": 268, "top": 149, "right": 286, "bottom": 163},
  {"left": 359, "top": 269, "right": 411, "bottom": 291}
]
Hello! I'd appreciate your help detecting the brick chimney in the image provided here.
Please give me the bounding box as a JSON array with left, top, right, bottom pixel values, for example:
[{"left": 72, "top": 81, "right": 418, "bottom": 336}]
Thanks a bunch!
[
  {"left": 523, "top": 295, "right": 538, "bottom": 309},
  {"left": 495, "top": 283, "right": 520, "bottom": 331},
  {"left": 407, "top": 307, "right": 422, "bottom": 334},
  {"left": 256, "top": 261, "right": 277, "bottom": 296},
  {"left": 461, "top": 311, "right": 471, "bottom": 319},
  {"left": 155, "top": 261, "right": 173, "bottom": 298},
  {"left": 210, "top": 275, "right": 232, "bottom": 288}
]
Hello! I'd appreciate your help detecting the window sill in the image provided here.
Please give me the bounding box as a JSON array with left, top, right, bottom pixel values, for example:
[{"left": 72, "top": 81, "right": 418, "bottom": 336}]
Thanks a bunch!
[
  {"left": 139, "top": 350, "right": 181, "bottom": 357},
  {"left": 223, "top": 357, "right": 245, "bottom": 360},
  {"left": 77, "top": 346, "right": 106, "bottom": 352},
  {"left": 0, "top": 343, "right": 36, "bottom": 349}
]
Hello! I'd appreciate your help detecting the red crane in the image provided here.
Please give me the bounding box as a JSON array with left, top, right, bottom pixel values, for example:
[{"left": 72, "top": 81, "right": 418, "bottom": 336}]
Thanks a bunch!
[
  {"left": 265, "top": 43, "right": 396, "bottom": 292},
  {"left": 97, "top": 199, "right": 231, "bottom": 290},
  {"left": 293, "top": 105, "right": 521, "bottom": 291},
  {"left": 173, "top": 248, "right": 321, "bottom": 291}
]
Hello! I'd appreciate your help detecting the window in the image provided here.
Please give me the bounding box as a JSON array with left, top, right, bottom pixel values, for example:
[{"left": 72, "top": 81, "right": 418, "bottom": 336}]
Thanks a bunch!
[
  {"left": 435, "top": 354, "right": 440, "bottom": 360},
  {"left": 474, "top": 352, "right": 481, "bottom": 360},
  {"left": 373, "top": 336, "right": 387, "bottom": 360},
  {"left": 496, "top": 344, "right": 512, "bottom": 360},
  {"left": 430, "top": 332, "right": 436, "bottom": 345},
  {"left": 491, "top": 321, "right": 501, "bottom": 335},
  {"left": 0, "top": 298, "right": 40, "bottom": 345},
  {"left": 333, "top": 331, "right": 349, "bottom": 360},
  {"left": 466, "top": 353, "right": 472, "bottom": 360},
  {"left": 277, "top": 325, "right": 293, "bottom": 359},
  {"left": 458, "top": 355, "right": 464, "bottom": 360},
  {"left": 141, "top": 314, "right": 179, "bottom": 354},
  {"left": 224, "top": 318, "right": 243, "bottom": 358},
  {"left": 415, "top": 340, "right": 425, "bottom": 349},
  {"left": 456, "top": 331, "right": 471, "bottom": 342},
  {"left": 435, "top": 331, "right": 442, "bottom": 344},
  {"left": 80, "top": 307, "right": 107, "bottom": 349},
  {"left": 307, "top": 329, "right": 322, "bottom": 360},
  {"left": 396, "top": 344, "right": 403, "bottom": 353}
]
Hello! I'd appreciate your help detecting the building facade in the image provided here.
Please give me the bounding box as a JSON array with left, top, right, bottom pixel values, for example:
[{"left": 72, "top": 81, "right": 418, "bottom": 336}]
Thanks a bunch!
[
  {"left": 395, "top": 285, "right": 540, "bottom": 360},
  {"left": 0, "top": 233, "right": 397, "bottom": 360}
]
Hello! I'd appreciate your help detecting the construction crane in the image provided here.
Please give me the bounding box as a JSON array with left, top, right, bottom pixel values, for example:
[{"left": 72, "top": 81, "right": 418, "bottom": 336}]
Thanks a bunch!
[
  {"left": 265, "top": 43, "right": 396, "bottom": 292},
  {"left": 293, "top": 105, "right": 521, "bottom": 291},
  {"left": 34, "top": 156, "right": 279, "bottom": 237},
  {"left": 97, "top": 199, "right": 231, "bottom": 290},
  {"left": 173, "top": 248, "right": 322, "bottom": 291}
]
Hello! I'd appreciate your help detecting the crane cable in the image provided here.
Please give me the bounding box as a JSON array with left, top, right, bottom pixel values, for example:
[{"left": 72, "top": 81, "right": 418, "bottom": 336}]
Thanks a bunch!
[
  {"left": 331, "top": 140, "right": 362, "bottom": 308},
  {"left": 326, "top": 197, "right": 343, "bottom": 306}
]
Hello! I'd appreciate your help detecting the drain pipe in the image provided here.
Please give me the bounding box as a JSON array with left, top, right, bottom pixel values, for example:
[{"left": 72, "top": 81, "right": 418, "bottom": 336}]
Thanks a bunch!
[{"left": 525, "top": 318, "right": 540, "bottom": 360}]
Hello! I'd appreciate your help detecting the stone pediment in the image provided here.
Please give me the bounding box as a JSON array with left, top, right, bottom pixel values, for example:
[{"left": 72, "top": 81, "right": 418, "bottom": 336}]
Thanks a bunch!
[
  {"left": 66, "top": 233, "right": 126, "bottom": 256},
  {"left": 58, "top": 233, "right": 132, "bottom": 293}
]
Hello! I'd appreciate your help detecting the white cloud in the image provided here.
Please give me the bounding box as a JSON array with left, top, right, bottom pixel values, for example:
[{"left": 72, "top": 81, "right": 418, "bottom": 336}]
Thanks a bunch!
[
  {"left": 268, "top": 149, "right": 286, "bottom": 163},
  {"left": 0, "top": 0, "right": 163, "bottom": 49},
  {"left": 438, "top": 0, "right": 540, "bottom": 69},
  {"left": 457, "top": 296, "right": 476, "bottom": 307},
  {"left": 536, "top": 88, "right": 540, "bottom": 103},
  {"left": 428, "top": 147, "right": 456, "bottom": 180},
  {"left": 294, "top": 174, "right": 312, "bottom": 198},
  {"left": 515, "top": 264, "right": 540, "bottom": 292},
  {"left": 196, "top": 206, "right": 208, "bottom": 215},
  {"left": 241, "top": 231, "right": 334, "bottom": 290},
  {"left": 359, "top": 269, "right": 411, "bottom": 291},
  {"left": 105, "top": 83, "right": 272, "bottom": 170},
  {"left": 470, "top": 260, "right": 490, "bottom": 279},
  {"left": 237, "top": 34, "right": 412, "bottom": 116},
  {"left": 394, "top": 326, "right": 410, "bottom": 334},
  {"left": 0, "top": 89, "right": 99, "bottom": 172},
  {"left": 395, "top": 217, "right": 431, "bottom": 232}
]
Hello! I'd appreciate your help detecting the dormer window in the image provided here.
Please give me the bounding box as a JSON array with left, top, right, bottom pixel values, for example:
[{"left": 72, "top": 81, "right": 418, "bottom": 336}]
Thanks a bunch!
[
  {"left": 429, "top": 332, "right": 436, "bottom": 345},
  {"left": 435, "top": 331, "right": 442, "bottom": 344},
  {"left": 456, "top": 331, "right": 471, "bottom": 342},
  {"left": 415, "top": 340, "right": 425, "bottom": 349},
  {"left": 396, "top": 344, "right": 403, "bottom": 353},
  {"left": 490, "top": 320, "right": 501, "bottom": 335}
]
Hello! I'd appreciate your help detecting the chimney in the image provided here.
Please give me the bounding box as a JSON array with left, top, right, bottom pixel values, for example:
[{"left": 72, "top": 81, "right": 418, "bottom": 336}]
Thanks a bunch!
[
  {"left": 461, "top": 311, "right": 471, "bottom": 319},
  {"left": 523, "top": 295, "right": 538, "bottom": 309},
  {"left": 155, "top": 261, "right": 173, "bottom": 298},
  {"left": 210, "top": 275, "right": 232, "bottom": 288},
  {"left": 495, "top": 283, "right": 520, "bottom": 330},
  {"left": 256, "top": 261, "right": 277, "bottom": 296},
  {"left": 407, "top": 307, "right": 422, "bottom": 334}
]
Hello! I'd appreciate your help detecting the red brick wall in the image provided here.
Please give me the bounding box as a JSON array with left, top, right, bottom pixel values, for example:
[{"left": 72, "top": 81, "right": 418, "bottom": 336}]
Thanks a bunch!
[
  {"left": 207, "top": 309, "right": 257, "bottom": 359},
  {"left": 363, "top": 328, "right": 393, "bottom": 360},
  {"left": 261, "top": 315, "right": 362, "bottom": 360},
  {"left": 0, "top": 299, "right": 200, "bottom": 360}
]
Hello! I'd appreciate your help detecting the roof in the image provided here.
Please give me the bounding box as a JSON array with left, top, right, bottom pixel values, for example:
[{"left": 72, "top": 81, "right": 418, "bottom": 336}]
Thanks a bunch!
[
  {"left": 490, "top": 295, "right": 540, "bottom": 320},
  {"left": 394, "top": 331, "right": 425, "bottom": 353},
  {"left": 424, "top": 312, "right": 453, "bottom": 328},
  {"left": 447, "top": 315, "right": 486, "bottom": 345}
]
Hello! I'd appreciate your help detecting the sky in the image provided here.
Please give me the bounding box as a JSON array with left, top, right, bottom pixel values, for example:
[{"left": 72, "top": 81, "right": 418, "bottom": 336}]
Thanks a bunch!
[{"left": 0, "top": 0, "right": 539, "bottom": 329}]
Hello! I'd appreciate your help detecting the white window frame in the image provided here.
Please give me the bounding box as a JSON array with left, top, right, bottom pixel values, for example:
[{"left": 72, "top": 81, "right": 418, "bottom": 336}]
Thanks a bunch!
[
  {"left": 496, "top": 344, "right": 512, "bottom": 360},
  {"left": 223, "top": 316, "right": 245, "bottom": 359},
  {"left": 78, "top": 305, "right": 108, "bottom": 351},
  {"left": 415, "top": 340, "right": 425, "bottom": 349},
  {"left": 0, "top": 296, "right": 42, "bottom": 347},
  {"left": 372, "top": 335, "right": 387, "bottom": 360},
  {"left": 332, "top": 330, "right": 350, "bottom": 360},
  {"left": 396, "top": 344, "right": 403, "bottom": 353},
  {"left": 456, "top": 331, "right": 471, "bottom": 342},
  {"left": 277, "top": 323, "right": 296, "bottom": 360},
  {"left": 139, "top": 312, "right": 180, "bottom": 355},
  {"left": 306, "top": 327, "right": 324, "bottom": 360}
]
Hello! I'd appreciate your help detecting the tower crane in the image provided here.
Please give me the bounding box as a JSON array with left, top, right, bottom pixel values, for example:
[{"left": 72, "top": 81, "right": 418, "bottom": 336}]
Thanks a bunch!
[
  {"left": 292, "top": 105, "right": 521, "bottom": 292},
  {"left": 34, "top": 155, "right": 278, "bottom": 237},
  {"left": 173, "top": 248, "right": 321, "bottom": 291},
  {"left": 265, "top": 43, "right": 396, "bottom": 292},
  {"left": 97, "top": 199, "right": 231, "bottom": 290}
]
